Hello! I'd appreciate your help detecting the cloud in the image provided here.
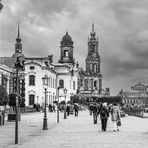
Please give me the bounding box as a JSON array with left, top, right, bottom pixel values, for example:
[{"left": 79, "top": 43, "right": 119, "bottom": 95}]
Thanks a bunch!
[{"left": 1, "top": 0, "right": 148, "bottom": 95}]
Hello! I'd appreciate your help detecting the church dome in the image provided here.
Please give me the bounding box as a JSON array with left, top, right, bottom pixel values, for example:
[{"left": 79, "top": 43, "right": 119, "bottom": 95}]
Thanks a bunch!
[
  {"left": 62, "top": 32, "right": 72, "bottom": 42},
  {"left": 61, "top": 32, "right": 73, "bottom": 47}
]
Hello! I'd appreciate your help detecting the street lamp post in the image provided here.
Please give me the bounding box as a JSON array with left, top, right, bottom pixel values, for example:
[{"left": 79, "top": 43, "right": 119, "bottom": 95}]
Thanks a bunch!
[
  {"left": 57, "top": 87, "right": 60, "bottom": 123},
  {"left": 14, "top": 57, "right": 25, "bottom": 144},
  {"left": 63, "top": 88, "right": 67, "bottom": 119},
  {"left": 42, "top": 74, "right": 49, "bottom": 130}
]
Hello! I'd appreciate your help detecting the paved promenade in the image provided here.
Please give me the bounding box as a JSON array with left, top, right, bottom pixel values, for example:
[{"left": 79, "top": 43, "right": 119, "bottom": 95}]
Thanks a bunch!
[{"left": 0, "top": 110, "right": 148, "bottom": 148}]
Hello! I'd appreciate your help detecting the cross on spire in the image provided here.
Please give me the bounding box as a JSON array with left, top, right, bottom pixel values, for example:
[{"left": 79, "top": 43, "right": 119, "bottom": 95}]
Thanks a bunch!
[
  {"left": 18, "top": 23, "right": 20, "bottom": 38},
  {"left": 92, "top": 23, "right": 94, "bottom": 32}
]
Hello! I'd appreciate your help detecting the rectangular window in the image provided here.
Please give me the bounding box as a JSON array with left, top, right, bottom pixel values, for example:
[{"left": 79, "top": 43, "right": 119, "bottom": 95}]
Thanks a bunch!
[
  {"left": 1, "top": 74, "right": 7, "bottom": 89},
  {"left": 29, "top": 75, "right": 35, "bottom": 86},
  {"left": 59, "top": 80, "right": 64, "bottom": 88},
  {"left": 29, "top": 95, "right": 35, "bottom": 105},
  {"left": 84, "top": 79, "right": 88, "bottom": 90},
  {"left": 73, "top": 81, "right": 75, "bottom": 90}
]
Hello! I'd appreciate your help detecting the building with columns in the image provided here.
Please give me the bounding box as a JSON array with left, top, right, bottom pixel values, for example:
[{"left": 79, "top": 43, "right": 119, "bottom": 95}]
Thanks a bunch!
[
  {"left": 0, "top": 63, "right": 13, "bottom": 94},
  {"left": 119, "top": 82, "right": 148, "bottom": 108}
]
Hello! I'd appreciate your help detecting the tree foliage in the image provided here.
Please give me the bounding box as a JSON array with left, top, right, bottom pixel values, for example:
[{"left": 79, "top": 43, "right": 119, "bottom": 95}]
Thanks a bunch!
[
  {"left": 8, "top": 93, "right": 22, "bottom": 107},
  {"left": 8, "top": 93, "right": 17, "bottom": 107},
  {"left": 70, "top": 95, "right": 80, "bottom": 104},
  {"left": 0, "top": 85, "right": 8, "bottom": 105}
]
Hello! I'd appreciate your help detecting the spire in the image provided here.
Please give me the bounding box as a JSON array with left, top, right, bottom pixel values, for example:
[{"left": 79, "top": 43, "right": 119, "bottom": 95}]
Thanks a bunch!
[
  {"left": 16, "top": 23, "right": 21, "bottom": 43},
  {"left": 18, "top": 23, "right": 20, "bottom": 38},
  {"left": 12, "top": 24, "right": 24, "bottom": 57},
  {"left": 90, "top": 23, "right": 96, "bottom": 38},
  {"left": 15, "top": 24, "right": 22, "bottom": 53}
]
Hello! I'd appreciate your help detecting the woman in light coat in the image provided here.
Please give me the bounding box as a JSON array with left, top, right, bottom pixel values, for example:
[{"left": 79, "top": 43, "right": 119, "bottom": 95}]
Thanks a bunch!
[{"left": 111, "top": 102, "right": 120, "bottom": 132}]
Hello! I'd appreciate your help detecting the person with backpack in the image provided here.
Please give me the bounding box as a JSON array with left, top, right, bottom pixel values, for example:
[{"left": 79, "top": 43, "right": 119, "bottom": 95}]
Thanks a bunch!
[
  {"left": 100, "top": 103, "right": 109, "bottom": 131},
  {"left": 74, "top": 103, "right": 79, "bottom": 117}
]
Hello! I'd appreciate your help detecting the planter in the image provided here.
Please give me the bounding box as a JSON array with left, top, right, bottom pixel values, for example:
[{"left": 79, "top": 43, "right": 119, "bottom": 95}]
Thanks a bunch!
[{"left": 8, "top": 113, "right": 21, "bottom": 122}]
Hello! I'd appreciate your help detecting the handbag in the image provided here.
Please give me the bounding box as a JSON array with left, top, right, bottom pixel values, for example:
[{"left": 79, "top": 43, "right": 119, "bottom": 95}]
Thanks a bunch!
[{"left": 117, "top": 120, "right": 121, "bottom": 126}]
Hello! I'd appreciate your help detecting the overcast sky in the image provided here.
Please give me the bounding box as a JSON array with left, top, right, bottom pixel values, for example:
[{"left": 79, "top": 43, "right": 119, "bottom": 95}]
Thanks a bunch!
[{"left": 1, "top": 0, "right": 148, "bottom": 95}]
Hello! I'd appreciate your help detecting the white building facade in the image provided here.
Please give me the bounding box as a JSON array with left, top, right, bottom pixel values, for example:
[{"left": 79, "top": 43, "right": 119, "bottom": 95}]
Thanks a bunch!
[
  {"left": 0, "top": 26, "right": 79, "bottom": 106},
  {"left": 24, "top": 57, "right": 57, "bottom": 106},
  {"left": 0, "top": 63, "right": 13, "bottom": 94}
]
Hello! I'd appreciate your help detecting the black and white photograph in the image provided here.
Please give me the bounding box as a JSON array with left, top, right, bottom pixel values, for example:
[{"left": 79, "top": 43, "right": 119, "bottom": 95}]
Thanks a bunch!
[{"left": 0, "top": 0, "right": 148, "bottom": 147}]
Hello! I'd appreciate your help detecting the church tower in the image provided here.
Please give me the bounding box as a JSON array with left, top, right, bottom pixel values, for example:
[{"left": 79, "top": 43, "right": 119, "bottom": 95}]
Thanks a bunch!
[
  {"left": 12, "top": 24, "right": 24, "bottom": 58},
  {"left": 84, "top": 23, "right": 102, "bottom": 95},
  {"left": 58, "top": 32, "right": 75, "bottom": 64}
]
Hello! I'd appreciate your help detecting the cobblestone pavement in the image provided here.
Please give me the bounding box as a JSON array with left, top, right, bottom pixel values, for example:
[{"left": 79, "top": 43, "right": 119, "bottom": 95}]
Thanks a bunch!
[{"left": 0, "top": 111, "right": 148, "bottom": 148}]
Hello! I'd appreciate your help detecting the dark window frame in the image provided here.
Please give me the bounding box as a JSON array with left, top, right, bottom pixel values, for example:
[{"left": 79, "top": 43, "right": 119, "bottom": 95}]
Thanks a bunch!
[
  {"left": 29, "top": 75, "right": 35, "bottom": 86},
  {"left": 59, "top": 79, "right": 64, "bottom": 88},
  {"left": 29, "top": 94, "right": 35, "bottom": 105}
]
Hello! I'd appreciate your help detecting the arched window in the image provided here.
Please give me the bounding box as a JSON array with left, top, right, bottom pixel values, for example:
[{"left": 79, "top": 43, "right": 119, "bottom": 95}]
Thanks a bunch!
[
  {"left": 90, "top": 63, "right": 92, "bottom": 71},
  {"left": 59, "top": 79, "right": 64, "bottom": 88},
  {"left": 29, "top": 94, "right": 35, "bottom": 105},
  {"left": 64, "top": 50, "right": 69, "bottom": 57},
  {"left": 94, "top": 63, "right": 97, "bottom": 73},
  {"left": 29, "top": 75, "right": 35, "bottom": 86},
  {"left": 94, "top": 80, "right": 97, "bottom": 88}
]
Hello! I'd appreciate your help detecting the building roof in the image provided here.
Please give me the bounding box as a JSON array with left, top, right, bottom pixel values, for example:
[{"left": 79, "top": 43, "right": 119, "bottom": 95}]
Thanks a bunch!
[
  {"left": 0, "top": 57, "right": 16, "bottom": 68},
  {"left": 60, "top": 32, "right": 73, "bottom": 47},
  {"left": 131, "top": 82, "right": 147, "bottom": 90},
  {"left": 62, "top": 32, "right": 73, "bottom": 43}
]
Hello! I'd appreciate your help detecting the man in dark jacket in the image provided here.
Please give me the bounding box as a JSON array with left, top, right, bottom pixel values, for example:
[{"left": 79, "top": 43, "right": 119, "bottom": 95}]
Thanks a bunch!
[
  {"left": 100, "top": 103, "right": 109, "bottom": 131},
  {"left": 92, "top": 103, "right": 98, "bottom": 124},
  {"left": 74, "top": 103, "right": 79, "bottom": 117},
  {"left": 66, "top": 104, "right": 70, "bottom": 116}
]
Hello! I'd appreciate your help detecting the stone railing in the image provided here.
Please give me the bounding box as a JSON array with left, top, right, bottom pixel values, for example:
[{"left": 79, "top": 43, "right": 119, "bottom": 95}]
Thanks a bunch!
[
  {"left": 19, "top": 107, "right": 36, "bottom": 113},
  {"left": 122, "top": 107, "right": 144, "bottom": 118}
]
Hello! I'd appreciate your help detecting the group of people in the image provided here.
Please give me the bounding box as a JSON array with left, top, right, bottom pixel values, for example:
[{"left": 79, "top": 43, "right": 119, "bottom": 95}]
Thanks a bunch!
[
  {"left": 66, "top": 103, "right": 79, "bottom": 117},
  {"left": 90, "top": 102, "right": 121, "bottom": 132}
]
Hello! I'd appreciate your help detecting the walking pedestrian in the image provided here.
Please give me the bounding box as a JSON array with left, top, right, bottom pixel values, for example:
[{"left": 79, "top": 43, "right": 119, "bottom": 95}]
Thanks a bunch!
[
  {"left": 74, "top": 103, "right": 79, "bottom": 117},
  {"left": 100, "top": 103, "right": 109, "bottom": 131},
  {"left": 92, "top": 102, "right": 98, "bottom": 124},
  {"left": 66, "top": 104, "right": 70, "bottom": 116},
  {"left": 111, "top": 102, "right": 121, "bottom": 132}
]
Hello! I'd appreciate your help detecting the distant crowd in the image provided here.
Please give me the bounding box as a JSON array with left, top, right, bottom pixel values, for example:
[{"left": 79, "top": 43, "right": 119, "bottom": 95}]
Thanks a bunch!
[
  {"left": 33, "top": 101, "right": 122, "bottom": 132},
  {"left": 33, "top": 102, "right": 80, "bottom": 117}
]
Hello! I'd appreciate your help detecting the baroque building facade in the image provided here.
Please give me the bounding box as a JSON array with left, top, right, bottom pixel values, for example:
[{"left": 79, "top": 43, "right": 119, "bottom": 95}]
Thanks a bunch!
[
  {"left": 119, "top": 82, "right": 148, "bottom": 108},
  {"left": 0, "top": 24, "right": 107, "bottom": 106},
  {"left": 55, "top": 32, "right": 78, "bottom": 102},
  {"left": 78, "top": 24, "right": 103, "bottom": 98},
  {"left": 0, "top": 25, "right": 79, "bottom": 106}
]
